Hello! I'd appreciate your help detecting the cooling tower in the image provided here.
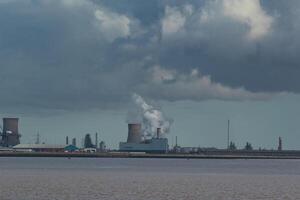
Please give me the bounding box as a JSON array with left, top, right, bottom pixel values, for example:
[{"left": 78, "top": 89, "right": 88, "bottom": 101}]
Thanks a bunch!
[
  {"left": 2, "top": 118, "right": 20, "bottom": 147},
  {"left": 127, "top": 123, "right": 142, "bottom": 143}
]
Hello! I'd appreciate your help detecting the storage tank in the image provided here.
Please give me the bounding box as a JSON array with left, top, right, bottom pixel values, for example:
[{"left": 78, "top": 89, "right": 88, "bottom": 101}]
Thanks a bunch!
[
  {"left": 2, "top": 118, "right": 20, "bottom": 147},
  {"left": 127, "top": 123, "right": 142, "bottom": 143}
]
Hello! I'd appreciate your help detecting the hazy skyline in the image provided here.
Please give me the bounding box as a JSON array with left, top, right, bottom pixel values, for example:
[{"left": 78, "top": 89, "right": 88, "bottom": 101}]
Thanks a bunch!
[{"left": 0, "top": 0, "right": 300, "bottom": 149}]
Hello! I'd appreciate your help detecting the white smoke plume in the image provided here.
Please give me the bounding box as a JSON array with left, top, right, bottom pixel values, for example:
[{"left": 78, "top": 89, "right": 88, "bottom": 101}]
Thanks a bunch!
[{"left": 131, "top": 93, "right": 173, "bottom": 138}]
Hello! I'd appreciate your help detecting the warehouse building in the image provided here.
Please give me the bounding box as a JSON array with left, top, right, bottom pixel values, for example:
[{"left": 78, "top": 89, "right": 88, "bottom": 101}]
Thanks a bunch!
[{"left": 13, "top": 144, "right": 78, "bottom": 152}]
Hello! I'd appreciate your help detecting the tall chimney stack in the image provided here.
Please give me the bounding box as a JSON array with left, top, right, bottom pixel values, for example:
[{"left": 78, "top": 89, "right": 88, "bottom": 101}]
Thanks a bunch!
[
  {"left": 278, "top": 137, "right": 282, "bottom": 151},
  {"left": 156, "top": 128, "right": 161, "bottom": 139},
  {"left": 95, "top": 132, "right": 98, "bottom": 148}
]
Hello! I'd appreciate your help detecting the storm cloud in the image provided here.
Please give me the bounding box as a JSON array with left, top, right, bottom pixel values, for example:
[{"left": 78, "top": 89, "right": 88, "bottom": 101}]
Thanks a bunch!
[{"left": 0, "top": 0, "right": 298, "bottom": 111}]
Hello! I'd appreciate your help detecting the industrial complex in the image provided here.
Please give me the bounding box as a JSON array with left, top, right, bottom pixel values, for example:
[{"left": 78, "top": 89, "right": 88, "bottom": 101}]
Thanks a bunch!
[
  {"left": 2, "top": 117, "right": 300, "bottom": 159},
  {"left": 119, "top": 124, "right": 169, "bottom": 153}
]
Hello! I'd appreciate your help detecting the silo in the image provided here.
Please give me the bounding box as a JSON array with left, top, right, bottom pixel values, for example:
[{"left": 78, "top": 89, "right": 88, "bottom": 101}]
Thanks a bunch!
[
  {"left": 2, "top": 118, "right": 20, "bottom": 147},
  {"left": 127, "top": 123, "right": 142, "bottom": 143}
]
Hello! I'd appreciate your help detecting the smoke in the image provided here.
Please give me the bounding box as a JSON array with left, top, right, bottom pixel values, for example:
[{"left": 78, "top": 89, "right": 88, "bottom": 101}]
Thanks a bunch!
[{"left": 130, "top": 93, "right": 173, "bottom": 138}]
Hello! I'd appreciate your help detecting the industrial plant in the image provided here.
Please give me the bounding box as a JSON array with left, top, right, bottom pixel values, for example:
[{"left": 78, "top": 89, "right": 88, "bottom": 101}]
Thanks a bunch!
[
  {"left": 119, "top": 124, "right": 169, "bottom": 153},
  {"left": 1, "top": 115, "right": 300, "bottom": 159}
]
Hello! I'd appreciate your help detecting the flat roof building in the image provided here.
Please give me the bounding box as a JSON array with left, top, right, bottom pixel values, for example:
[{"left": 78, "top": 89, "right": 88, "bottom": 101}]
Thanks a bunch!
[{"left": 13, "top": 144, "right": 77, "bottom": 152}]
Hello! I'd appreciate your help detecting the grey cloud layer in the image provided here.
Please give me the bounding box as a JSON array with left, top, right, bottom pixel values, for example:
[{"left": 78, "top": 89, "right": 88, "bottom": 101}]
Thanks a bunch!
[{"left": 0, "top": 0, "right": 297, "bottom": 111}]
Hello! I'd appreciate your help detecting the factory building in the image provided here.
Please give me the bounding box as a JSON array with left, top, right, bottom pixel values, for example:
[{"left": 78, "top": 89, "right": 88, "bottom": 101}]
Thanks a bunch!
[
  {"left": 13, "top": 144, "right": 79, "bottom": 152},
  {"left": 119, "top": 124, "right": 168, "bottom": 153},
  {"left": 0, "top": 118, "right": 21, "bottom": 147}
]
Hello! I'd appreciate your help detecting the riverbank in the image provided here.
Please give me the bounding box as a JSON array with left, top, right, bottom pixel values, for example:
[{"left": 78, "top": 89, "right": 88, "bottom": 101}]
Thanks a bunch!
[{"left": 1, "top": 151, "right": 300, "bottom": 159}]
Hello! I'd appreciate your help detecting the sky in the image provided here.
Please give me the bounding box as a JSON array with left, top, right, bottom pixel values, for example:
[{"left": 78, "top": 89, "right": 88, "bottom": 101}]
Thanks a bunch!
[{"left": 0, "top": 0, "right": 300, "bottom": 149}]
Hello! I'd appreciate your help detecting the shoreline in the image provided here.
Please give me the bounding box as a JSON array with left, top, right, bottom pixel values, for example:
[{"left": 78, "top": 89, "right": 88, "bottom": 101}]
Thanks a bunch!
[{"left": 1, "top": 152, "right": 300, "bottom": 159}]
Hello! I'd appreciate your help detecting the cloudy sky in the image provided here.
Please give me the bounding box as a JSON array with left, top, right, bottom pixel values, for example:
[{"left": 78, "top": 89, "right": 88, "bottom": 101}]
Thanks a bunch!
[{"left": 1, "top": 0, "right": 300, "bottom": 149}]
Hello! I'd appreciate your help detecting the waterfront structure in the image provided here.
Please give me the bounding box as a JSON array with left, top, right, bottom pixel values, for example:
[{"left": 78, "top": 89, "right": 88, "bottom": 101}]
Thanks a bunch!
[
  {"left": 13, "top": 144, "right": 78, "bottom": 152},
  {"left": 119, "top": 125, "right": 169, "bottom": 153},
  {"left": 64, "top": 144, "right": 79, "bottom": 152},
  {"left": 83, "top": 148, "right": 96, "bottom": 153},
  {"left": 119, "top": 138, "right": 168, "bottom": 153},
  {"left": 1, "top": 118, "right": 21, "bottom": 147},
  {"left": 177, "top": 147, "right": 199, "bottom": 154}
]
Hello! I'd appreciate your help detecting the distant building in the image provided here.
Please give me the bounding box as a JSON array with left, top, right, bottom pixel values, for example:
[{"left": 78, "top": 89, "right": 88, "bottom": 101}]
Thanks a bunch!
[
  {"left": 179, "top": 147, "right": 198, "bottom": 154},
  {"left": 0, "top": 147, "right": 13, "bottom": 152},
  {"left": 64, "top": 144, "right": 79, "bottom": 152},
  {"left": 120, "top": 138, "right": 168, "bottom": 153},
  {"left": 83, "top": 148, "right": 97, "bottom": 153},
  {"left": 1, "top": 118, "right": 21, "bottom": 147},
  {"left": 13, "top": 144, "right": 78, "bottom": 152},
  {"left": 84, "top": 134, "right": 94, "bottom": 148},
  {"left": 119, "top": 125, "right": 169, "bottom": 153}
]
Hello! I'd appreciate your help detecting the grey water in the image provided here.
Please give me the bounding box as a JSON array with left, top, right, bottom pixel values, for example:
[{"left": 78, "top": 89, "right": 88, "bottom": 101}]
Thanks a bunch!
[{"left": 0, "top": 158, "right": 300, "bottom": 200}]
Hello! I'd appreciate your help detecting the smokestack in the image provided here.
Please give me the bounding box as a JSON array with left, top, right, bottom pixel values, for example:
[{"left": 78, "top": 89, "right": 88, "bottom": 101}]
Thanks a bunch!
[
  {"left": 66, "top": 136, "right": 69, "bottom": 145},
  {"left": 227, "top": 120, "right": 230, "bottom": 150},
  {"left": 95, "top": 132, "right": 98, "bottom": 148},
  {"left": 127, "top": 123, "right": 142, "bottom": 143},
  {"left": 2, "top": 118, "right": 20, "bottom": 147},
  {"left": 278, "top": 137, "right": 282, "bottom": 151},
  {"left": 156, "top": 128, "right": 161, "bottom": 139}
]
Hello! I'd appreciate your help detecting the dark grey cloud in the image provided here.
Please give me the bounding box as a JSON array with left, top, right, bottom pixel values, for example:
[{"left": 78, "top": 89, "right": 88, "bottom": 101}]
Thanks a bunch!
[
  {"left": 158, "top": 0, "right": 300, "bottom": 92},
  {"left": 0, "top": 0, "right": 297, "bottom": 112}
]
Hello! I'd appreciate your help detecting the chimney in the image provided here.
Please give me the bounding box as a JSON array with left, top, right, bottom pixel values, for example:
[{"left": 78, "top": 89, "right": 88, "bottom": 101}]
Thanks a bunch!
[
  {"left": 156, "top": 128, "right": 161, "bottom": 139},
  {"left": 278, "top": 137, "right": 282, "bottom": 151},
  {"left": 127, "top": 123, "right": 142, "bottom": 143},
  {"left": 95, "top": 132, "right": 98, "bottom": 148}
]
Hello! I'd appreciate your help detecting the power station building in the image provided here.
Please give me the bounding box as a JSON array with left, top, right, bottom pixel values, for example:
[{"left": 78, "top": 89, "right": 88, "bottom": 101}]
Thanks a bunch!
[
  {"left": 0, "top": 118, "right": 21, "bottom": 147},
  {"left": 119, "top": 123, "right": 168, "bottom": 153}
]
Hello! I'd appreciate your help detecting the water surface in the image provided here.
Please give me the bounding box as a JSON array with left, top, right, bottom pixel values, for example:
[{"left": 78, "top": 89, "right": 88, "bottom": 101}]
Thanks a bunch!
[{"left": 0, "top": 158, "right": 299, "bottom": 200}]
